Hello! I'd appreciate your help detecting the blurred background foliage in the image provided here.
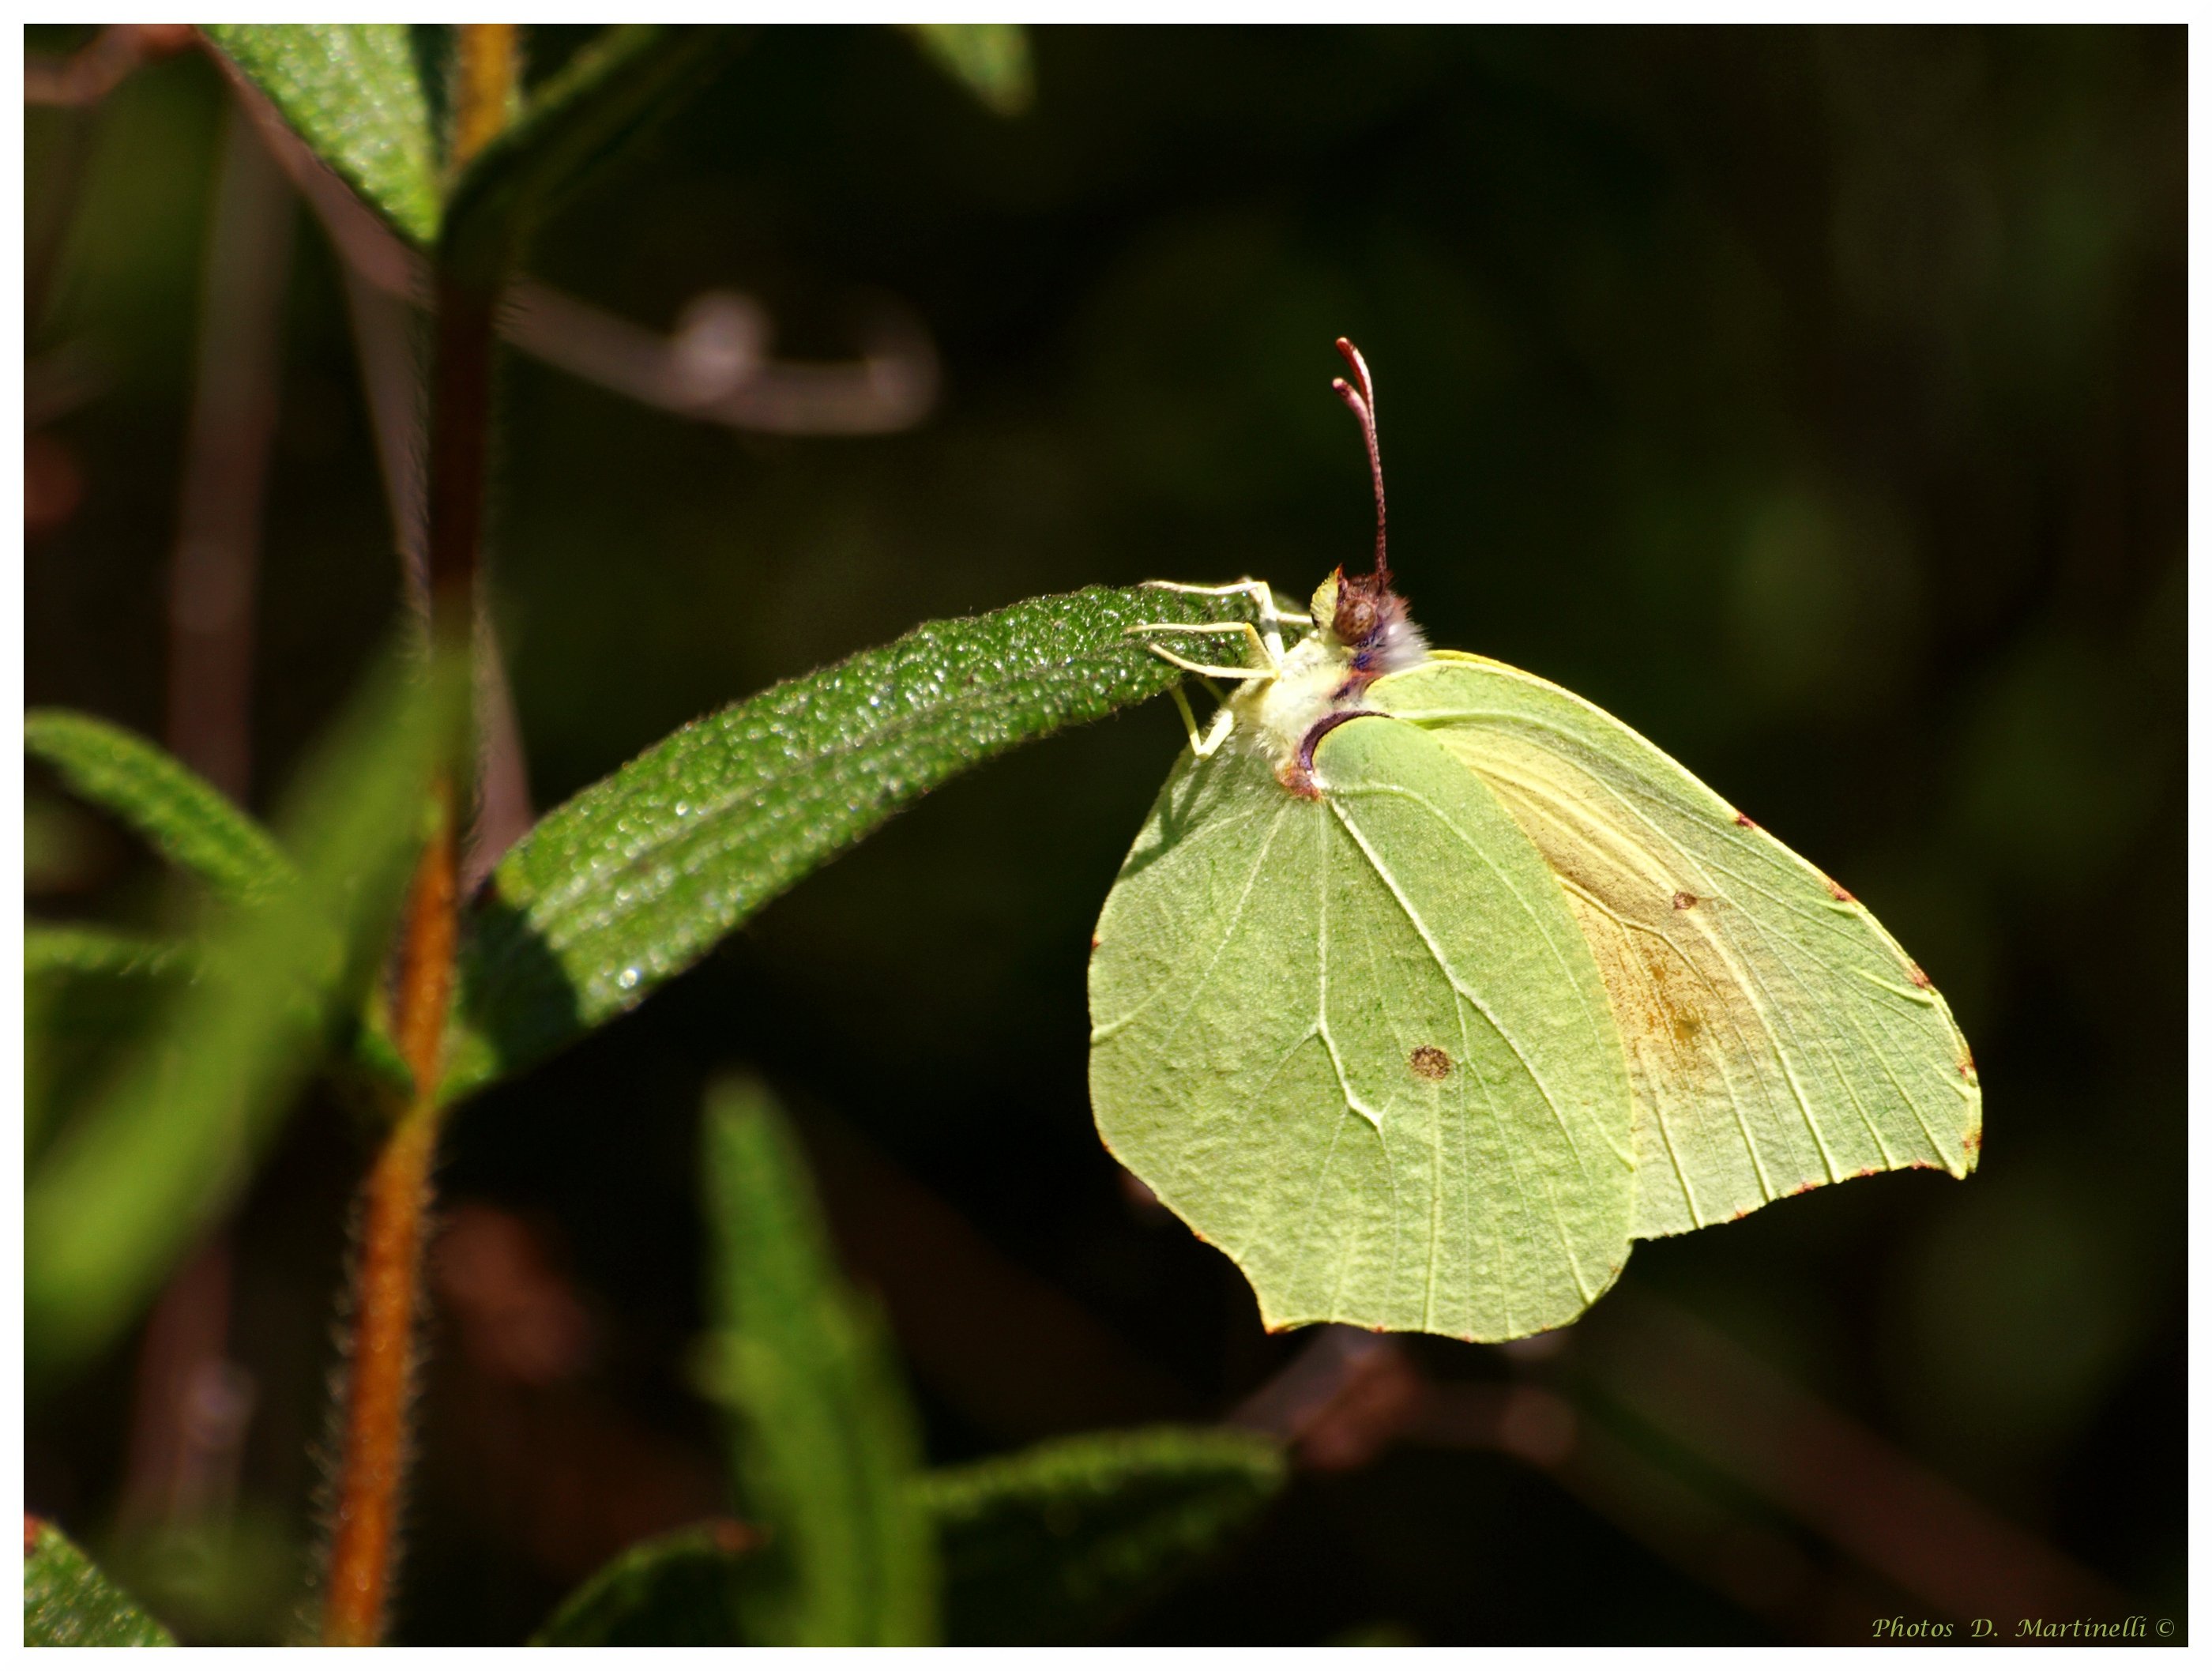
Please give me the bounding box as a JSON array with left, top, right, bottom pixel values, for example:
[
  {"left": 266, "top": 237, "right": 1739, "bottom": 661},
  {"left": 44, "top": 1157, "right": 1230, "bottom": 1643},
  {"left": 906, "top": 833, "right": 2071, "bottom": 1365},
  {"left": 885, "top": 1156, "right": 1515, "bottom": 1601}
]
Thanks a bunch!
[{"left": 25, "top": 24, "right": 2182, "bottom": 1646}]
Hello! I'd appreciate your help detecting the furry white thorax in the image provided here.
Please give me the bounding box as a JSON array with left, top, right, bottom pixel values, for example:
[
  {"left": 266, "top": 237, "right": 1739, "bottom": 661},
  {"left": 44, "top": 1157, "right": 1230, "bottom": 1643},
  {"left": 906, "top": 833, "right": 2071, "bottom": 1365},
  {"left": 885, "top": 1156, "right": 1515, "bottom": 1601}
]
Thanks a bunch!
[
  {"left": 1363, "top": 608, "right": 1431, "bottom": 677},
  {"left": 1227, "top": 577, "right": 1431, "bottom": 783},
  {"left": 1230, "top": 627, "right": 1352, "bottom": 773}
]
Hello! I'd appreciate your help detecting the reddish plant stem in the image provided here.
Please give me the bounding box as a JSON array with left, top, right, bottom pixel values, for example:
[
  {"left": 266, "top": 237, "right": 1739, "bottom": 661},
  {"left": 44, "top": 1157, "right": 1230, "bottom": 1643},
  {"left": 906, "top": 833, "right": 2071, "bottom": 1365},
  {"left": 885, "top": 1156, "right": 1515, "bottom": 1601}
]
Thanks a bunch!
[
  {"left": 423, "top": 276, "right": 498, "bottom": 630},
  {"left": 320, "top": 802, "right": 456, "bottom": 1646},
  {"left": 319, "top": 469, "right": 480, "bottom": 1645},
  {"left": 319, "top": 27, "right": 516, "bottom": 1643}
]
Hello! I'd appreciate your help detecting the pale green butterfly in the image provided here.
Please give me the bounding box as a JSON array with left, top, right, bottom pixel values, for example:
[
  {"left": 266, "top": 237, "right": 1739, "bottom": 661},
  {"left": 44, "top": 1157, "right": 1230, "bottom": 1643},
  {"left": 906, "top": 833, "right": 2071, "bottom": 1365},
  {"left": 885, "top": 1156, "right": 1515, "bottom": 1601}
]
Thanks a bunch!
[{"left": 1088, "top": 339, "right": 1981, "bottom": 1343}]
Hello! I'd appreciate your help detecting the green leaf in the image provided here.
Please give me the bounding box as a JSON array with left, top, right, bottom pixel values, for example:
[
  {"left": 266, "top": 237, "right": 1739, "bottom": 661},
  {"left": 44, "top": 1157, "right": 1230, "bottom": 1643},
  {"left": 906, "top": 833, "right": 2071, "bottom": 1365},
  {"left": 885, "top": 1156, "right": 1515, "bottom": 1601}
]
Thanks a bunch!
[
  {"left": 439, "top": 24, "right": 735, "bottom": 281},
  {"left": 535, "top": 1426, "right": 1287, "bottom": 1647},
  {"left": 449, "top": 584, "right": 1252, "bottom": 1096},
  {"left": 24, "top": 1518, "right": 176, "bottom": 1647},
  {"left": 696, "top": 1077, "right": 938, "bottom": 1646},
  {"left": 918, "top": 1427, "right": 1288, "bottom": 1646},
  {"left": 24, "top": 924, "right": 190, "bottom": 980},
  {"left": 24, "top": 710, "right": 292, "bottom": 905},
  {"left": 531, "top": 1520, "right": 769, "bottom": 1647},
  {"left": 24, "top": 922, "right": 412, "bottom": 1160},
  {"left": 201, "top": 24, "right": 441, "bottom": 246},
  {"left": 26, "top": 927, "right": 194, "bottom": 1159},
  {"left": 25, "top": 638, "right": 463, "bottom": 1380},
  {"left": 905, "top": 24, "right": 1035, "bottom": 116},
  {"left": 200, "top": 26, "right": 730, "bottom": 264}
]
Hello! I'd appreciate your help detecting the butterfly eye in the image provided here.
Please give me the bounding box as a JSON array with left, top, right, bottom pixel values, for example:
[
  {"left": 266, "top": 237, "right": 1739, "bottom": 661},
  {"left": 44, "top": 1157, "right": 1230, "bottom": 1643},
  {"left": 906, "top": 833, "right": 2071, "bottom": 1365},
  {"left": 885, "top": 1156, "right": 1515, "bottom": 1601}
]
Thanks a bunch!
[{"left": 1334, "top": 590, "right": 1378, "bottom": 645}]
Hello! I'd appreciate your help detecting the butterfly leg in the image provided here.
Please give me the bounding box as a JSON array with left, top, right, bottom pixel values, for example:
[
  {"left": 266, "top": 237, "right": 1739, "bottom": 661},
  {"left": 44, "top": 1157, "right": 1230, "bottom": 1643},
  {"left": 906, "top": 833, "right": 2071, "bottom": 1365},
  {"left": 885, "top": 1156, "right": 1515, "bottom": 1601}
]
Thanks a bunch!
[
  {"left": 1130, "top": 597, "right": 1286, "bottom": 755},
  {"left": 1123, "top": 618, "right": 1280, "bottom": 676},
  {"left": 1132, "top": 638, "right": 1279, "bottom": 683},
  {"left": 1167, "top": 683, "right": 1239, "bottom": 758},
  {"left": 1140, "top": 578, "right": 1310, "bottom": 662}
]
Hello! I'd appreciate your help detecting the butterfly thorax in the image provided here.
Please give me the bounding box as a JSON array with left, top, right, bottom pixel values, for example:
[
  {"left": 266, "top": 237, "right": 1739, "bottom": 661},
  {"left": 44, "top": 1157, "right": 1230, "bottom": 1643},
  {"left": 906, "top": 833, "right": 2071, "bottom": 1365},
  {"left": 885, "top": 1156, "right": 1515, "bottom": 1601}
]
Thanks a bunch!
[{"left": 1232, "top": 567, "right": 1431, "bottom": 797}]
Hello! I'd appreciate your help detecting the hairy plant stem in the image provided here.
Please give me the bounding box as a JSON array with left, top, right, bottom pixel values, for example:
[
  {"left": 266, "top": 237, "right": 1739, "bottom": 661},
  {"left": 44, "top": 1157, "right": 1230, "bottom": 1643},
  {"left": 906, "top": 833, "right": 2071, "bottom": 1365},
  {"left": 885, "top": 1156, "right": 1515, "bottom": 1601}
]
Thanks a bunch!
[
  {"left": 319, "top": 796, "right": 455, "bottom": 1646},
  {"left": 319, "top": 24, "right": 516, "bottom": 1646}
]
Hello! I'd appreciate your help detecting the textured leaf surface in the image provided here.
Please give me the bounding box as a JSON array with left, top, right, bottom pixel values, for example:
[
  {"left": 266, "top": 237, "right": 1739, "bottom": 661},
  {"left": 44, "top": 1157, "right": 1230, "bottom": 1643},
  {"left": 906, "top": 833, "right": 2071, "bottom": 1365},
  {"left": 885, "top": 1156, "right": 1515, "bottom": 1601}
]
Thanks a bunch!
[
  {"left": 532, "top": 1520, "right": 768, "bottom": 1647},
  {"left": 918, "top": 1426, "right": 1287, "bottom": 1645},
  {"left": 201, "top": 24, "right": 440, "bottom": 245},
  {"left": 907, "top": 24, "right": 1035, "bottom": 115},
  {"left": 450, "top": 585, "right": 1243, "bottom": 1095},
  {"left": 24, "top": 709, "right": 292, "bottom": 904},
  {"left": 698, "top": 1078, "right": 938, "bottom": 1646},
  {"left": 24, "top": 645, "right": 458, "bottom": 1378},
  {"left": 1374, "top": 652, "right": 1981, "bottom": 1237},
  {"left": 24, "top": 1519, "right": 175, "bottom": 1647},
  {"left": 1089, "top": 717, "right": 1636, "bottom": 1341}
]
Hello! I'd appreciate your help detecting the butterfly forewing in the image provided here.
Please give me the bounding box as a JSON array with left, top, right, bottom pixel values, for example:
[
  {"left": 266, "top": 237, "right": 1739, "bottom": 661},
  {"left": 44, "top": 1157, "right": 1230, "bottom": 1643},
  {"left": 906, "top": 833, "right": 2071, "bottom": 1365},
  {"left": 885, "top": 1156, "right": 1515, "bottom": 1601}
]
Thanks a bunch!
[
  {"left": 1371, "top": 652, "right": 1981, "bottom": 1240},
  {"left": 1089, "top": 716, "right": 1635, "bottom": 1342}
]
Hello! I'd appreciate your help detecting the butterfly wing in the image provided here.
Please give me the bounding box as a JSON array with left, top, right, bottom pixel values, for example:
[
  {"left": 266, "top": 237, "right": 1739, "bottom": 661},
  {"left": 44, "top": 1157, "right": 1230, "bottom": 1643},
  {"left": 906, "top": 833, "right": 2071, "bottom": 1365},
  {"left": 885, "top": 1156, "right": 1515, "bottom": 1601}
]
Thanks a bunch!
[
  {"left": 1088, "top": 716, "right": 1635, "bottom": 1341},
  {"left": 1372, "top": 652, "right": 1981, "bottom": 1240}
]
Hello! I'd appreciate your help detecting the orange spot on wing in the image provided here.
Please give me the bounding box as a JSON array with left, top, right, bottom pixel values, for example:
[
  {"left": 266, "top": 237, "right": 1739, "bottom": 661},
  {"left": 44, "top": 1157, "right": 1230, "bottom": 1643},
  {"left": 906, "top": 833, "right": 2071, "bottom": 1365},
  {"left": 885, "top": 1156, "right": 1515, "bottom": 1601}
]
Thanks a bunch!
[
  {"left": 1734, "top": 811, "right": 1757, "bottom": 829},
  {"left": 1826, "top": 878, "right": 1855, "bottom": 903},
  {"left": 1908, "top": 963, "right": 1932, "bottom": 989}
]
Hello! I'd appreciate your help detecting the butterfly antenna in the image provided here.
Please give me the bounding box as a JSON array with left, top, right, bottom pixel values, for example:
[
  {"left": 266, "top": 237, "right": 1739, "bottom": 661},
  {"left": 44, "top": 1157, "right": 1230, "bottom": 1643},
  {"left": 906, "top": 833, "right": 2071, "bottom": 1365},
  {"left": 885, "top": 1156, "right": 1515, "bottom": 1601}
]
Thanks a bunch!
[{"left": 1330, "top": 337, "right": 1387, "bottom": 585}]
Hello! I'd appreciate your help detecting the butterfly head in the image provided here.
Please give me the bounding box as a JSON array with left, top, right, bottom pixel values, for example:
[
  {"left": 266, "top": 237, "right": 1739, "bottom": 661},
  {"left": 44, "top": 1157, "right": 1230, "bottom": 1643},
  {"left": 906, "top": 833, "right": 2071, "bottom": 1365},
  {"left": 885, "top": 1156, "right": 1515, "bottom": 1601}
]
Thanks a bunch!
[{"left": 1309, "top": 566, "right": 1426, "bottom": 677}]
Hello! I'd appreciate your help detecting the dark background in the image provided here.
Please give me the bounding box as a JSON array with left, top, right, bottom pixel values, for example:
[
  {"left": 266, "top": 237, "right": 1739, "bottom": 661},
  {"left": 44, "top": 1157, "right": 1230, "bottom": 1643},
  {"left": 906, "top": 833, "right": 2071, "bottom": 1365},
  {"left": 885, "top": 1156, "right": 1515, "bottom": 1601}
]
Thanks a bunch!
[{"left": 25, "top": 24, "right": 2185, "bottom": 1646}]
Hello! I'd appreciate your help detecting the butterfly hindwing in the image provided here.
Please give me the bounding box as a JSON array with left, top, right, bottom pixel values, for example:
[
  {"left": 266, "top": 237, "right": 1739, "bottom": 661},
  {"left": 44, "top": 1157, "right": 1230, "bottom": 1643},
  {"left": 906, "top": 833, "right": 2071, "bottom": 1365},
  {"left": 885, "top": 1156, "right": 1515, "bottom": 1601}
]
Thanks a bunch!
[
  {"left": 1088, "top": 714, "right": 1635, "bottom": 1341},
  {"left": 1371, "top": 652, "right": 1981, "bottom": 1240}
]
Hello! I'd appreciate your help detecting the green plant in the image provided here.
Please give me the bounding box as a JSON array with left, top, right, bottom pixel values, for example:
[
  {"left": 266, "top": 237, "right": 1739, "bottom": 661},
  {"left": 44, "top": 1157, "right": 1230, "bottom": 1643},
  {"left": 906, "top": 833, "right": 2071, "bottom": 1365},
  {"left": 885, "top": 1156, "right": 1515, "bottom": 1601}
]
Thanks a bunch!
[
  {"left": 24, "top": 24, "right": 1285, "bottom": 1647},
  {"left": 33, "top": 23, "right": 2154, "bottom": 1653},
  {"left": 25, "top": 1521, "right": 177, "bottom": 1647}
]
